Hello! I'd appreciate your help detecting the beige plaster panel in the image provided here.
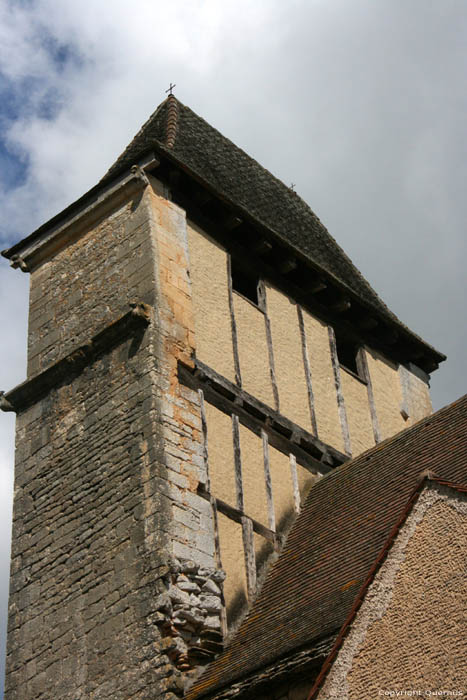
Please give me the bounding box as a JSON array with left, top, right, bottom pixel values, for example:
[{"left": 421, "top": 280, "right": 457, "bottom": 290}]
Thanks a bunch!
[
  {"left": 205, "top": 403, "right": 236, "bottom": 507},
  {"left": 340, "top": 370, "right": 375, "bottom": 456},
  {"left": 319, "top": 489, "right": 467, "bottom": 699},
  {"left": 266, "top": 285, "right": 312, "bottom": 431},
  {"left": 302, "top": 311, "right": 344, "bottom": 452},
  {"left": 233, "top": 293, "right": 274, "bottom": 407},
  {"left": 269, "top": 446, "right": 295, "bottom": 531},
  {"left": 296, "top": 463, "right": 319, "bottom": 506},
  {"left": 239, "top": 425, "right": 270, "bottom": 528},
  {"left": 365, "top": 349, "right": 406, "bottom": 440},
  {"left": 186, "top": 221, "right": 235, "bottom": 382},
  {"left": 399, "top": 365, "right": 432, "bottom": 426},
  {"left": 217, "top": 512, "right": 247, "bottom": 624}
]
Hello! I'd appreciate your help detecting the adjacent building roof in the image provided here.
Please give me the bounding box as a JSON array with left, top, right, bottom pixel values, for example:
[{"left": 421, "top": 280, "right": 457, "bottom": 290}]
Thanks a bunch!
[
  {"left": 185, "top": 394, "right": 467, "bottom": 699},
  {"left": 2, "top": 95, "right": 445, "bottom": 372},
  {"left": 308, "top": 477, "right": 467, "bottom": 699}
]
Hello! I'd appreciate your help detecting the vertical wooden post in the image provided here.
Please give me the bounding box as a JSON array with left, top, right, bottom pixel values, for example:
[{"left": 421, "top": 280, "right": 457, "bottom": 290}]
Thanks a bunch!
[
  {"left": 356, "top": 348, "right": 381, "bottom": 444},
  {"left": 328, "top": 326, "right": 352, "bottom": 457},
  {"left": 226, "top": 256, "right": 242, "bottom": 387},
  {"left": 232, "top": 414, "right": 244, "bottom": 511},
  {"left": 258, "top": 281, "right": 280, "bottom": 412},
  {"left": 297, "top": 305, "right": 319, "bottom": 436},
  {"left": 241, "top": 516, "right": 257, "bottom": 601},
  {"left": 289, "top": 453, "right": 301, "bottom": 514},
  {"left": 261, "top": 430, "right": 276, "bottom": 532}
]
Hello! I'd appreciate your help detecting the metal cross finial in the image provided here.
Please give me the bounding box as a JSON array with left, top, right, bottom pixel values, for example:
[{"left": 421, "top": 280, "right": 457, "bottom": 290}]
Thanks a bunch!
[
  {"left": 290, "top": 183, "right": 296, "bottom": 191},
  {"left": 166, "top": 83, "right": 176, "bottom": 96}
]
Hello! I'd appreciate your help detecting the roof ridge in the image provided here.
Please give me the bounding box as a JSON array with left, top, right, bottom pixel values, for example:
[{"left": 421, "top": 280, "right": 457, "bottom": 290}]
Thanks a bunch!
[{"left": 165, "top": 94, "right": 179, "bottom": 149}]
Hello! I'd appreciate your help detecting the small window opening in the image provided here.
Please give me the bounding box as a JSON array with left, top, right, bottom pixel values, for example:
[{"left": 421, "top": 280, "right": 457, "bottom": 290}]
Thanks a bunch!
[
  {"left": 335, "top": 332, "right": 359, "bottom": 375},
  {"left": 231, "top": 261, "right": 260, "bottom": 306}
]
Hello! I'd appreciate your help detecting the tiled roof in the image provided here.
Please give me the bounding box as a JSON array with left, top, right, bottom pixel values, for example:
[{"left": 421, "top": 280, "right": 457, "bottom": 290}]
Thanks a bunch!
[
  {"left": 308, "top": 477, "right": 467, "bottom": 699},
  {"left": 101, "top": 96, "right": 443, "bottom": 367},
  {"left": 185, "top": 394, "right": 467, "bottom": 699},
  {"left": 2, "top": 95, "right": 444, "bottom": 368}
]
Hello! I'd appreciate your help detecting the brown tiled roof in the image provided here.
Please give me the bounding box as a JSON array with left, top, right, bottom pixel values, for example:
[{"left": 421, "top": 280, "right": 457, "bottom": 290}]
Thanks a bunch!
[
  {"left": 186, "top": 394, "right": 467, "bottom": 699},
  {"left": 308, "top": 477, "right": 467, "bottom": 699},
  {"left": 2, "top": 96, "right": 445, "bottom": 369},
  {"left": 100, "top": 96, "right": 444, "bottom": 369}
]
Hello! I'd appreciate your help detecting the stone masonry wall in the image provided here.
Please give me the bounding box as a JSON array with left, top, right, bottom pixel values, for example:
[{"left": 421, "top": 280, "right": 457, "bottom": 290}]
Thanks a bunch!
[
  {"left": 5, "top": 180, "right": 222, "bottom": 699},
  {"left": 26, "top": 190, "right": 158, "bottom": 379},
  {"left": 6, "top": 334, "right": 184, "bottom": 699}
]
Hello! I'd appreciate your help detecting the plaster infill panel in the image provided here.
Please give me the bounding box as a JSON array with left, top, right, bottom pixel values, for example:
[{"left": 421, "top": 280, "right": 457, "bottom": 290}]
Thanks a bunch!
[
  {"left": 205, "top": 402, "right": 237, "bottom": 508},
  {"left": 318, "top": 486, "right": 467, "bottom": 700},
  {"left": 186, "top": 222, "right": 236, "bottom": 382},
  {"left": 301, "top": 310, "right": 345, "bottom": 453},
  {"left": 269, "top": 446, "right": 296, "bottom": 532},
  {"left": 296, "top": 462, "right": 319, "bottom": 507},
  {"left": 365, "top": 348, "right": 406, "bottom": 441},
  {"left": 399, "top": 364, "right": 433, "bottom": 426},
  {"left": 340, "top": 370, "right": 374, "bottom": 456},
  {"left": 239, "top": 425, "right": 270, "bottom": 529},
  {"left": 217, "top": 512, "right": 248, "bottom": 624},
  {"left": 266, "top": 285, "right": 312, "bottom": 432},
  {"left": 233, "top": 293, "right": 275, "bottom": 407}
]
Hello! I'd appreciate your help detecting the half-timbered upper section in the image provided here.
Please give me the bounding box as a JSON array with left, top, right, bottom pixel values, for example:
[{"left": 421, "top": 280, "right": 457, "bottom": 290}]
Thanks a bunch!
[{"left": 4, "top": 95, "right": 444, "bottom": 375}]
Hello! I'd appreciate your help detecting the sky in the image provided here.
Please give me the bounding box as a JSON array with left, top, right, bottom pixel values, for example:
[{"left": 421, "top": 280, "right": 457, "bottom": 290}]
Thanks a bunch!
[{"left": 0, "top": 0, "right": 466, "bottom": 693}]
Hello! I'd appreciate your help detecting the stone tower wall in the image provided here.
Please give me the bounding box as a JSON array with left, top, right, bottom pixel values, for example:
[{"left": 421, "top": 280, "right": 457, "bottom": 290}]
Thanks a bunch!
[{"left": 5, "top": 181, "right": 221, "bottom": 699}]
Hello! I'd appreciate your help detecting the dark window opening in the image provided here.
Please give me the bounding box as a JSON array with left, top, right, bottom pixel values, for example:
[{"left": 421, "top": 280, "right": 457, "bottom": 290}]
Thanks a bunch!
[
  {"left": 231, "top": 261, "right": 260, "bottom": 306},
  {"left": 335, "top": 332, "right": 359, "bottom": 376}
]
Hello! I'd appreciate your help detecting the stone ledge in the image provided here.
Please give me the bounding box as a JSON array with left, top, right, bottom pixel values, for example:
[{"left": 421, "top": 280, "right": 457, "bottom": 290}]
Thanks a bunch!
[
  {"left": 0, "top": 301, "right": 151, "bottom": 414},
  {"left": 2, "top": 153, "right": 160, "bottom": 272}
]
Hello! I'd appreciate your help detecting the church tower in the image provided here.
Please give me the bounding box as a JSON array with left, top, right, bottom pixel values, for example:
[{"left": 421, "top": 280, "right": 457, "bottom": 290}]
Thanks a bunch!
[{"left": 1, "top": 96, "right": 444, "bottom": 699}]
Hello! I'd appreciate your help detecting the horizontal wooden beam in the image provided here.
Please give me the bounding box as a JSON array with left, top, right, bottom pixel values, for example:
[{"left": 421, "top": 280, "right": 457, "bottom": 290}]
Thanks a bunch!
[
  {"left": 179, "top": 359, "right": 347, "bottom": 472},
  {"left": 224, "top": 214, "right": 243, "bottom": 232},
  {"left": 1, "top": 302, "right": 152, "bottom": 414},
  {"left": 378, "top": 326, "right": 399, "bottom": 345},
  {"left": 358, "top": 316, "right": 379, "bottom": 331},
  {"left": 306, "top": 278, "right": 327, "bottom": 294},
  {"left": 330, "top": 298, "right": 351, "bottom": 314},
  {"left": 193, "top": 188, "right": 213, "bottom": 207},
  {"left": 254, "top": 238, "right": 273, "bottom": 255},
  {"left": 197, "top": 487, "right": 280, "bottom": 548}
]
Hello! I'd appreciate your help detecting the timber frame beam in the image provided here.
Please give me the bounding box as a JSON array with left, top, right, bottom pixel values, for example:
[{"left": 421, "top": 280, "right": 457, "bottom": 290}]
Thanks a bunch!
[{"left": 178, "top": 359, "right": 347, "bottom": 474}]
